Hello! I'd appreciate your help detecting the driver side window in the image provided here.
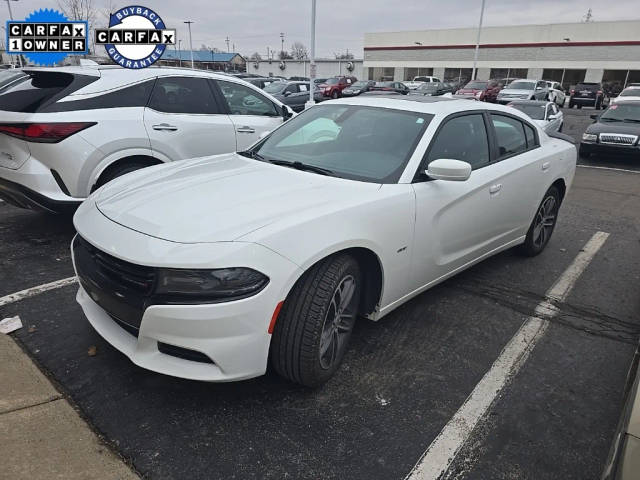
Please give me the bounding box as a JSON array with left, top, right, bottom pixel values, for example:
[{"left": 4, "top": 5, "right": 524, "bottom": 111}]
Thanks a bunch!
[
  {"left": 216, "top": 80, "right": 279, "bottom": 117},
  {"left": 426, "top": 114, "right": 490, "bottom": 169}
]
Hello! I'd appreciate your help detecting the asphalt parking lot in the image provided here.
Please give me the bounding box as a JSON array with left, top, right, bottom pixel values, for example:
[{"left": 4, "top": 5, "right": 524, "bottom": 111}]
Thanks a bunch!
[{"left": 1, "top": 107, "right": 639, "bottom": 480}]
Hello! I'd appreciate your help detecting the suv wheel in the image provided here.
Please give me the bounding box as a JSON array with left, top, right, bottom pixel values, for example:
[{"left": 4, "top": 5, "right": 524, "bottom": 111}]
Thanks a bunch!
[
  {"left": 331, "top": 91, "right": 339, "bottom": 99},
  {"left": 270, "top": 254, "right": 361, "bottom": 387}
]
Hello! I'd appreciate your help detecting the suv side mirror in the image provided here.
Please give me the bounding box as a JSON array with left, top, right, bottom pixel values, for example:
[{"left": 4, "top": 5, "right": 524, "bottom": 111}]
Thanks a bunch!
[
  {"left": 548, "top": 113, "right": 559, "bottom": 120},
  {"left": 426, "top": 159, "right": 472, "bottom": 181},
  {"left": 282, "top": 105, "right": 294, "bottom": 119}
]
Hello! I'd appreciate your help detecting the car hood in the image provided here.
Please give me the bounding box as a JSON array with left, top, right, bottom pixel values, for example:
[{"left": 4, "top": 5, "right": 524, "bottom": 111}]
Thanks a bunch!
[
  {"left": 457, "top": 88, "right": 481, "bottom": 94},
  {"left": 95, "top": 153, "right": 380, "bottom": 244},
  {"left": 586, "top": 121, "right": 640, "bottom": 136},
  {"left": 499, "top": 89, "right": 533, "bottom": 96}
]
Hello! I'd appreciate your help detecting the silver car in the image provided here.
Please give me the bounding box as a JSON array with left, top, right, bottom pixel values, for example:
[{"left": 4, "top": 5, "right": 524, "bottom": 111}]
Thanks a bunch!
[
  {"left": 497, "top": 79, "right": 549, "bottom": 104},
  {"left": 507, "top": 100, "right": 564, "bottom": 133}
]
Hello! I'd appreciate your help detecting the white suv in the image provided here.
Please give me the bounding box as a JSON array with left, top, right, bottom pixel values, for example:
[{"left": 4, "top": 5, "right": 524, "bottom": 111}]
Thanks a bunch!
[{"left": 0, "top": 66, "right": 293, "bottom": 212}]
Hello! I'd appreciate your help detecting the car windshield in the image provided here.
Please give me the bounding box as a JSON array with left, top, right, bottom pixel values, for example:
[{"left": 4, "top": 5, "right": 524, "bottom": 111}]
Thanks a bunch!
[
  {"left": 600, "top": 103, "right": 640, "bottom": 122},
  {"left": 464, "top": 81, "right": 487, "bottom": 89},
  {"left": 375, "top": 82, "right": 393, "bottom": 87},
  {"left": 417, "top": 83, "right": 437, "bottom": 91},
  {"left": 619, "top": 89, "right": 640, "bottom": 97},
  {"left": 510, "top": 104, "right": 546, "bottom": 120},
  {"left": 263, "top": 82, "right": 286, "bottom": 94},
  {"left": 506, "top": 81, "right": 535, "bottom": 90},
  {"left": 351, "top": 81, "right": 368, "bottom": 87},
  {"left": 324, "top": 78, "right": 339, "bottom": 85},
  {"left": 251, "top": 104, "right": 433, "bottom": 183}
]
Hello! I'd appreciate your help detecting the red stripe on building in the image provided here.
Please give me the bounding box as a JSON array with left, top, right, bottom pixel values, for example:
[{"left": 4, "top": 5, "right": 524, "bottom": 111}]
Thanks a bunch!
[{"left": 364, "top": 41, "right": 640, "bottom": 51}]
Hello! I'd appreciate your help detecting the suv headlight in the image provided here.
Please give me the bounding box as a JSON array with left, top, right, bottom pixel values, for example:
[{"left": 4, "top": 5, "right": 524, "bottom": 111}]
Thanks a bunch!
[
  {"left": 582, "top": 133, "right": 597, "bottom": 142},
  {"left": 156, "top": 267, "right": 269, "bottom": 301}
]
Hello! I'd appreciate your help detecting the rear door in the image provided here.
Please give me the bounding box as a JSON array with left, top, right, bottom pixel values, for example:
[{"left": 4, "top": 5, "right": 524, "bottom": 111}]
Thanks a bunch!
[
  {"left": 288, "top": 83, "right": 310, "bottom": 111},
  {"left": 144, "top": 76, "right": 236, "bottom": 161},
  {"left": 213, "top": 79, "right": 285, "bottom": 150}
]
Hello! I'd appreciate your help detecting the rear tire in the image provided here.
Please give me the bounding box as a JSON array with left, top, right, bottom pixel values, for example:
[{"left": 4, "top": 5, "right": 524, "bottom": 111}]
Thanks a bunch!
[
  {"left": 519, "top": 186, "right": 560, "bottom": 257},
  {"left": 577, "top": 104, "right": 582, "bottom": 109},
  {"left": 95, "top": 161, "right": 151, "bottom": 189},
  {"left": 270, "top": 254, "right": 361, "bottom": 387}
]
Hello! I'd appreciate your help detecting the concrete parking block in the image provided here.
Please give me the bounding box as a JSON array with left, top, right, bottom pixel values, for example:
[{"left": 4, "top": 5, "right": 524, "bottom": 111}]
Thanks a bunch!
[
  {"left": 0, "top": 399, "right": 139, "bottom": 480},
  {"left": 0, "top": 332, "right": 59, "bottom": 414}
]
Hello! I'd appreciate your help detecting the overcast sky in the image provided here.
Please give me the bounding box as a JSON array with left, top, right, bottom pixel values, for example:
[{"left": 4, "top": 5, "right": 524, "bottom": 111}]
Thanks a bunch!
[{"left": 4, "top": 0, "right": 638, "bottom": 58}]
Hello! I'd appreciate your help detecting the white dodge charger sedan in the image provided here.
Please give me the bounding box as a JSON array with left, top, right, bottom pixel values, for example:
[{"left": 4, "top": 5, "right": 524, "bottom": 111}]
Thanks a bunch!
[{"left": 72, "top": 96, "right": 576, "bottom": 387}]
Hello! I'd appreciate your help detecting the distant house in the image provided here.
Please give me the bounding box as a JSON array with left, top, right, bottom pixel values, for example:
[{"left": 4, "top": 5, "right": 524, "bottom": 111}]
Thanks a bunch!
[{"left": 159, "top": 50, "right": 246, "bottom": 71}]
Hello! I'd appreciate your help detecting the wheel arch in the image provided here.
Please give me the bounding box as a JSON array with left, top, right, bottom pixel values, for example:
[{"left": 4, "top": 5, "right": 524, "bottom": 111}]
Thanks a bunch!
[
  {"left": 551, "top": 177, "right": 567, "bottom": 204},
  {"left": 91, "top": 154, "right": 163, "bottom": 192}
]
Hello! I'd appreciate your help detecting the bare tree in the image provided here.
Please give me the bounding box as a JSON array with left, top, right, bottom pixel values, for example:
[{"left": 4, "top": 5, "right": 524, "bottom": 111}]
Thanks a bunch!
[
  {"left": 290, "top": 42, "right": 308, "bottom": 60},
  {"left": 334, "top": 51, "right": 354, "bottom": 60},
  {"left": 278, "top": 50, "right": 292, "bottom": 60},
  {"left": 58, "top": 0, "right": 97, "bottom": 53},
  {"left": 249, "top": 52, "right": 262, "bottom": 62}
]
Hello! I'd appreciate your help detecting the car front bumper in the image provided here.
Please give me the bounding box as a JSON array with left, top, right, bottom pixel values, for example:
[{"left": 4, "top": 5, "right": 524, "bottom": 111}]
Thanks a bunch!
[
  {"left": 580, "top": 142, "right": 640, "bottom": 157},
  {"left": 571, "top": 97, "right": 597, "bottom": 105}
]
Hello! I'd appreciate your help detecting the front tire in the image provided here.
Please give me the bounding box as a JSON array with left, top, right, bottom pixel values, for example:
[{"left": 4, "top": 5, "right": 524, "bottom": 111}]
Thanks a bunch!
[
  {"left": 331, "top": 91, "right": 339, "bottom": 99},
  {"left": 270, "top": 254, "right": 361, "bottom": 387},
  {"left": 519, "top": 186, "right": 560, "bottom": 257}
]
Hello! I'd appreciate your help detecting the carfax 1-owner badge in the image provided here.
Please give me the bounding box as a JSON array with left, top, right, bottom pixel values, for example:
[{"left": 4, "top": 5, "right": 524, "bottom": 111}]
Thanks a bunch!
[{"left": 95, "top": 5, "right": 175, "bottom": 69}]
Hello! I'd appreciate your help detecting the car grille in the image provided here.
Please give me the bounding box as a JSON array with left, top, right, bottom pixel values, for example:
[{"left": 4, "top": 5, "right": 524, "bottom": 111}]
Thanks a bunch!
[
  {"left": 599, "top": 133, "right": 638, "bottom": 145},
  {"left": 73, "top": 235, "right": 155, "bottom": 336}
]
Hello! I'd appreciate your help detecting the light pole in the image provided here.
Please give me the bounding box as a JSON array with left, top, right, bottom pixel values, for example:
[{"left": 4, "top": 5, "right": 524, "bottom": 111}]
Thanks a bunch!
[
  {"left": 184, "top": 20, "right": 194, "bottom": 68},
  {"left": 178, "top": 39, "right": 182, "bottom": 67},
  {"left": 5, "top": 0, "right": 22, "bottom": 67},
  {"left": 471, "top": 0, "right": 486, "bottom": 81},
  {"left": 306, "top": 1, "right": 316, "bottom": 109},
  {"left": 225, "top": 36, "right": 230, "bottom": 53},
  {"left": 280, "top": 32, "right": 284, "bottom": 58}
]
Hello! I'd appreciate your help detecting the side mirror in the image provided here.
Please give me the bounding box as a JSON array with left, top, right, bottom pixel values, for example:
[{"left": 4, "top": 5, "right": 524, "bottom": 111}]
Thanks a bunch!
[
  {"left": 548, "top": 113, "right": 559, "bottom": 120},
  {"left": 426, "top": 159, "right": 472, "bottom": 182},
  {"left": 282, "top": 105, "right": 294, "bottom": 120},
  {"left": 535, "top": 86, "right": 543, "bottom": 90},
  {"left": 284, "top": 91, "right": 292, "bottom": 97}
]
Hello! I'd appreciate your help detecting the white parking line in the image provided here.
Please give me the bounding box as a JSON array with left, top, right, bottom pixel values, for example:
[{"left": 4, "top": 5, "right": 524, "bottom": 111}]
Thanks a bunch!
[
  {"left": 578, "top": 165, "right": 640, "bottom": 174},
  {"left": 406, "top": 231, "right": 610, "bottom": 480},
  {"left": 0, "top": 276, "right": 78, "bottom": 308}
]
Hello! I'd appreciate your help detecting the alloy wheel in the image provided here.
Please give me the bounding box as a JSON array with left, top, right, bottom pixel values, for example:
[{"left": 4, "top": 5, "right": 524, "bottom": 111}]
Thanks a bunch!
[
  {"left": 319, "top": 275, "right": 357, "bottom": 369},
  {"left": 532, "top": 195, "right": 557, "bottom": 249}
]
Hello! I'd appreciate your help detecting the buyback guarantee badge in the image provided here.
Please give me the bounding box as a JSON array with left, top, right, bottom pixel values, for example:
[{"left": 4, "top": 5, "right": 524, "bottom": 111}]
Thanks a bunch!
[
  {"left": 95, "top": 5, "right": 175, "bottom": 69},
  {"left": 6, "top": 8, "right": 88, "bottom": 66}
]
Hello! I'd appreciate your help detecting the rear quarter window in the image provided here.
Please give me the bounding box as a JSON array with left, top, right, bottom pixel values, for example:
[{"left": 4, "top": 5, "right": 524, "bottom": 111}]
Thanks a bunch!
[
  {"left": 0, "top": 71, "right": 96, "bottom": 112},
  {"left": 44, "top": 79, "right": 155, "bottom": 112}
]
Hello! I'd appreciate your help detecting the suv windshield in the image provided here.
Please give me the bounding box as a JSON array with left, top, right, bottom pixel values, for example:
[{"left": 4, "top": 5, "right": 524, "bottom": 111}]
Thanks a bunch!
[
  {"left": 251, "top": 104, "right": 433, "bottom": 183},
  {"left": 464, "top": 81, "right": 488, "bottom": 89},
  {"left": 576, "top": 83, "right": 599, "bottom": 91},
  {"left": 507, "top": 81, "right": 535, "bottom": 90},
  {"left": 600, "top": 103, "right": 640, "bottom": 122},
  {"left": 619, "top": 89, "right": 640, "bottom": 97},
  {"left": 324, "top": 78, "right": 340, "bottom": 85},
  {"left": 417, "top": 83, "right": 438, "bottom": 91},
  {"left": 509, "top": 103, "right": 546, "bottom": 120},
  {"left": 263, "top": 82, "right": 286, "bottom": 94}
]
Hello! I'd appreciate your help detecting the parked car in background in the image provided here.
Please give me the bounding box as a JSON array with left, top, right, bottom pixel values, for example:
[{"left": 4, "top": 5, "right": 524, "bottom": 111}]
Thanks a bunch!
[
  {"left": 370, "top": 81, "right": 410, "bottom": 95},
  {"left": 455, "top": 79, "right": 503, "bottom": 102},
  {"left": 342, "top": 80, "right": 375, "bottom": 97},
  {"left": 580, "top": 102, "right": 640, "bottom": 157},
  {"left": 317, "top": 76, "right": 357, "bottom": 99},
  {"left": 246, "top": 77, "right": 284, "bottom": 89},
  {"left": 498, "top": 77, "right": 519, "bottom": 86},
  {"left": 569, "top": 82, "right": 607, "bottom": 109},
  {"left": 0, "top": 66, "right": 293, "bottom": 213},
  {"left": 497, "top": 79, "right": 549, "bottom": 104},
  {"left": 288, "top": 76, "right": 309, "bottom": 81},
  {"left": 263, "top": 81, "right": 312, "bottom": 112},
  {"left": 544, "top": 81, "right": 566, "bottom": 107},
  {"left": 71, "top": 96, "right": 576, "bottom": 387},
  {"left": 404, "top": 76, "right": 442, "bottom": 90},
  {"left": 410, "top": 82, "right": 450, "bottom": 97},
  {"left": 610, "top": 86, "right": 640, "bottom": 105},
  {"left": 313, "top": 78, "right": 327, "bottom": 84},
  {"left": 508, "top": 100, "right": 564, "bottom": 133}
]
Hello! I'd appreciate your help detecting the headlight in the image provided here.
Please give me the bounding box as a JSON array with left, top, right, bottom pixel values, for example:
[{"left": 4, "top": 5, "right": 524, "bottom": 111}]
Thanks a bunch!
[
  {"left": 582, "top": 133, "right": 597, "bottom": 142},
  {"left": 475, "top": 91, "right": 483, "bottom": 98},
  {"left": 156, "top": 267, "right": 269, "bottom": 301}
]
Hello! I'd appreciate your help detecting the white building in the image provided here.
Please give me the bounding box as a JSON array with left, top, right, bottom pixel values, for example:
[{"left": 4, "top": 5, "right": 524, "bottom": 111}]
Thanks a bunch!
[
  {"left": 364, "top": 20, "right": 640, "bottom": 92},
  {"left": 250, "top": 58, "right": 363, "bottom": 80}
]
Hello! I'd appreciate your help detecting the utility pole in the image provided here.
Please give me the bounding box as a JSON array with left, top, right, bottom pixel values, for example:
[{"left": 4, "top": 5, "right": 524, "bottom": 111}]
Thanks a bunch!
[
  {"left": 583, "top": 8, "right": 593, "bottom": 22},
  {"left": 184, "top": 21, "right": 194, "bottom": 68},
  {"left": 280, "top": 32, "right": 284, "bottom": 57},
  {"left": 5, "top": 0, "right": 22, "bottom": 67},
  {"left": 306, "top": 1, "right": 316, "bottom": 109},
  {"left": 471, "top": 0, "right": 486, "bottom": 81},
  {"left": 225, "top": 36, "right": 230, "bottom": 53},
  {"left": 178, "top": 39, "right": 182, "bottom": 67}
]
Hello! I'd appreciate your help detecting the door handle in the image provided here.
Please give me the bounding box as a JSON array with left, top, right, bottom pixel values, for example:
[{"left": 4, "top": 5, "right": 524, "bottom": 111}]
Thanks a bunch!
[
  {"left": 152, "top": 123, "right": 177, "bottom": 131},
  {"left": 489, "top": 184, "right": 502, "bottom": 195},
  {"left": 542, "top": 162, "right": 550, "bottom": 171},
  {"left": 236, "top": 126, "right": 256, "bottom": 133}
]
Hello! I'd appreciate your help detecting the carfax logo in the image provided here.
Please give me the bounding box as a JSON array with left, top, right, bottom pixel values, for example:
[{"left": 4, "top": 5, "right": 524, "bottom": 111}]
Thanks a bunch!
[
  {"left": 95, "top": 5, "right": 175, "bottom": 69},
  {"left": 6, "top": 9, "right": 88, "bottom": 66}
]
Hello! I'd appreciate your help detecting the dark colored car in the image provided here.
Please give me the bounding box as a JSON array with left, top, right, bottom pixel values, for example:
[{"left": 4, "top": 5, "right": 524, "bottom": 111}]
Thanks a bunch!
[
  {"left": 341, "top": 80, "right": 375, "bottom": 97},
  {"left": 288, "top": 76, "right": 309, "bottom": 81},
  {"left": 369, "top": 81, "right": 409, "bottom": 95},
  {"left": 263, "top": 81, "right": 312, "bottom": 112},
  {"left": 579, "top": 101, "right": 640, "bottom": 157},
  {"left": 313, "top": 78, "right": 327, "bottom": 84},
  {"left": 317, "top": 76, "right": 357, "bottom": 99},
  {"left": 246, "top": 77, "right": 285, "bottom": 89},
  {"left": 455, "top": 79, "right": 503, "bottom": 102},
  {"left": 569, "top": 82, "right": 607, "bottom": 109},
  {"left": 409, "top": 82, "right": 449, "bottom": 97}
]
